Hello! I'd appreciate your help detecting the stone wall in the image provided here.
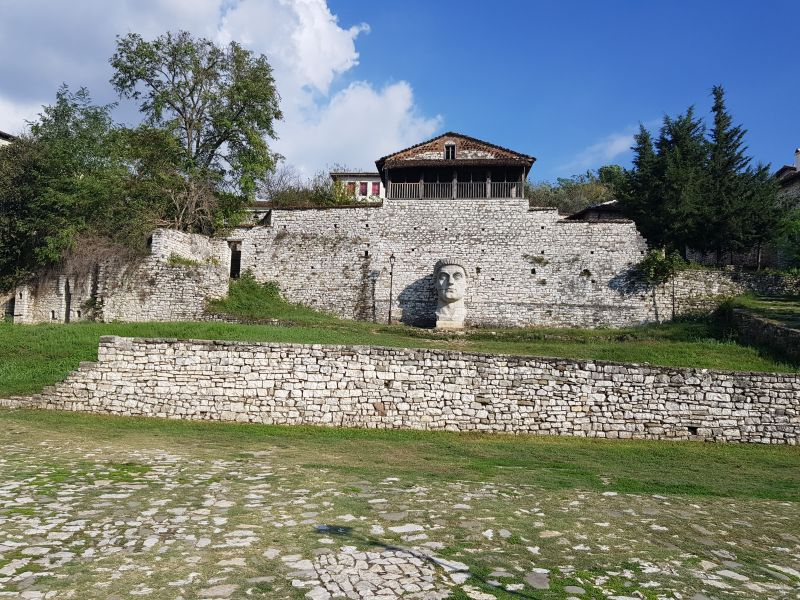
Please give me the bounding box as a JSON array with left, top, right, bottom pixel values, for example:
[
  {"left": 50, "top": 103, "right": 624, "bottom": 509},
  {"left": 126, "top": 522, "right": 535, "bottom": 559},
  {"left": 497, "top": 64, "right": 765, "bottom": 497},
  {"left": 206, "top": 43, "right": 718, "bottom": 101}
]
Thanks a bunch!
[
  {"left": 27, "top": 336, "right": 800, "bottom": 444},
  {"left": 234, "top": 200, "right": 795, "bottom": 328},
  {"left": 238, "top": 200, "right": 659, "bottom": 328},
  {"left": 732, "top": 309, "right": 800, "bottom": 364},
  {"left": 11, "top": 229, "right": 231, "bottom": 324}
]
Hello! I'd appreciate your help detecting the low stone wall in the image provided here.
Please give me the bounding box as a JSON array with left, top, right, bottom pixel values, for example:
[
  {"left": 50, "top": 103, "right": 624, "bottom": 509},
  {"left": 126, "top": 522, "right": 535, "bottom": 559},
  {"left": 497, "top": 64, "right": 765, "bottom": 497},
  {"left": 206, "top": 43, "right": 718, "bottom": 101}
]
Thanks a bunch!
[
  {"left": 733, "top": 309, "right": 800, "bottom": 364},
  {"left": 23, "top": 336, "right": 800, "bottom": 444}
]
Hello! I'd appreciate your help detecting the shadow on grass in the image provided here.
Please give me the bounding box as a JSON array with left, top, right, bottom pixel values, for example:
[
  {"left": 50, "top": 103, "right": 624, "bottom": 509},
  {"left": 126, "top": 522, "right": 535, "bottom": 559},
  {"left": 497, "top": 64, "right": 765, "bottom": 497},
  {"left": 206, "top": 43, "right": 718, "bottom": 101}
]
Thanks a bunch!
[{"left": 316, "top": 523, "right": 541, "bottom": 599}]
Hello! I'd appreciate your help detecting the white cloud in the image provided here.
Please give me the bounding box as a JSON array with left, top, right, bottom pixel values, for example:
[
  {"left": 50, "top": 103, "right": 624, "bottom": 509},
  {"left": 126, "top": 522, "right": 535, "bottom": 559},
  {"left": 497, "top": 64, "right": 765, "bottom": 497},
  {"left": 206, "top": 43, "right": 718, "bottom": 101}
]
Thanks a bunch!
[
  {"left": 0, "top": 0, "right": 439, "bottom": 175},
  {"left": 0, "top": 97, "right": 40, "bottom": 136},
  {"left": 277, "top": 81, "right": 442, "bottom": 173},
  {"left": 560, "top": 130, "right": 635, "bottom": 174}
]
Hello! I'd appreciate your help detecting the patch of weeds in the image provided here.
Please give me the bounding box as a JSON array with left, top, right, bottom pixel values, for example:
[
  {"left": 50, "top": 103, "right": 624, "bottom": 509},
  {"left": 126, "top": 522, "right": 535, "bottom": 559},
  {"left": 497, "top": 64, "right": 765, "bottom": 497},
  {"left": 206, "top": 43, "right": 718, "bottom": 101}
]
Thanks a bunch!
[
  {"left": 167, "top": 253, "right": 202, "bottom": 268},
  {"left": 248, "top": 580, "right": 274, "bottom": 594},
  {"left": 3, "top": 506, "right": 37, "bottom": 516},
  {"left": 107, "top": 462, "right": 151, "bottom": 482}
]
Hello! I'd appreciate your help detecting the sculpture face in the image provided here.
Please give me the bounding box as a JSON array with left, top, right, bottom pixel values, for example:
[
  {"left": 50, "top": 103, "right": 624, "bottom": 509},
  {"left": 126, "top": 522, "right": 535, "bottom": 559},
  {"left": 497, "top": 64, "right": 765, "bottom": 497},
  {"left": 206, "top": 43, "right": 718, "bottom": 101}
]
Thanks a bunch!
[
  {"left": 436, "top": 265, "right": 467, "bottom": 303},
  {"left": 433, "top": 261, "right": 467, "bottom": 329}
]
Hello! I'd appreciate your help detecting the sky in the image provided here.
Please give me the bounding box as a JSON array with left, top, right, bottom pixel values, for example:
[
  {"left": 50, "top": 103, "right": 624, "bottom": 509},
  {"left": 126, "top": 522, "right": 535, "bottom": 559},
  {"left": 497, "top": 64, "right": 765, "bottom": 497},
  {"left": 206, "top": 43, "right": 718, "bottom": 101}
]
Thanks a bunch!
[{"left": 0, "top": 0, "right": 798, "bottom": 182}]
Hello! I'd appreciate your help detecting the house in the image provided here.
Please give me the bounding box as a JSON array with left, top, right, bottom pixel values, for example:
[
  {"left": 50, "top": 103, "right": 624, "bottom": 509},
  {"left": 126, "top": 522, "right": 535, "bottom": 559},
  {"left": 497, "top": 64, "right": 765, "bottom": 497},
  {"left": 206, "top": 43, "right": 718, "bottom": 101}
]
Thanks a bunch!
[
  {"left": 375, "top": 132, "right": 535, "bottom": 199},
  {"left": 565, "top": 200, "right": 628, "bottom": 222},
  {"left": 775, "top": 148, "right": 800, "bottom": 205},
  {"left": 329, "top": 171, "right": 385, "bottom": 200},
  {"left": 0, "top": 130, "right": 15, "bottom": 147}
]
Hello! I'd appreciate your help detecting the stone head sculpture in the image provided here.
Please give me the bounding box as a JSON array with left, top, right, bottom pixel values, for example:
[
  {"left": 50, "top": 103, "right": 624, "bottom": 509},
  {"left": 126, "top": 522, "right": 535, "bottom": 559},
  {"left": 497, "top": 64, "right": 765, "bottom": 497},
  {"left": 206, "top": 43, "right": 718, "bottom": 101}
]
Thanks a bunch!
[{"left": 434, "top": 259, "right": 467, "bottom": 328}]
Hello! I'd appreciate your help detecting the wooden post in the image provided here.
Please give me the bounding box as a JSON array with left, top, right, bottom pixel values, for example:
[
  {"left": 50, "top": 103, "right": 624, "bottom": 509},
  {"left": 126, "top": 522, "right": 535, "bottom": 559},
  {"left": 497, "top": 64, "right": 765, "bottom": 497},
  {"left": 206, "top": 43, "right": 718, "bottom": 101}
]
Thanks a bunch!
[
  {"left": 419, "top": 172, "right": 424, "bottom": 199},
  {"left": 486, "top": 170, "right": 491, "bottom": 199},
  {"left": 452, "top": 169, "right": 457, "bottom": 199}
]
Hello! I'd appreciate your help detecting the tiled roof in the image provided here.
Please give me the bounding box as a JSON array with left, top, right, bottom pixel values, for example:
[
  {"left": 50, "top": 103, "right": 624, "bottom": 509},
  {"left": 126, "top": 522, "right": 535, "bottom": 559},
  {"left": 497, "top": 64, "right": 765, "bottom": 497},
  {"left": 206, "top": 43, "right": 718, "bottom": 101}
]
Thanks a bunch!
[
  {"left": 375, "top": 132, "right": 536, "bottom": 171},
  {"left": 330, "top": 171, "right": 381, "bottom": 178},
  {"left": 0, "top": 130, "right": 16, "bottom": 142},
  {"left": 776, "top": 165, "right": 800, "bottom": 187}
]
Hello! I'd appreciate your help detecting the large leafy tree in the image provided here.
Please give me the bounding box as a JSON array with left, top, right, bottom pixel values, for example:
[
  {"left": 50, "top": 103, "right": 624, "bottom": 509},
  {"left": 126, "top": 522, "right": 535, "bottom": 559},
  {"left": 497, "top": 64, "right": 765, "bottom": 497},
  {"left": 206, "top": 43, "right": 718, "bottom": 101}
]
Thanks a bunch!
[
  {"left": 110, "top": 31, "right": 283, "bottom": 201},
  {"left": 0, "top": 87, "right": 127, "bottom": 290}
]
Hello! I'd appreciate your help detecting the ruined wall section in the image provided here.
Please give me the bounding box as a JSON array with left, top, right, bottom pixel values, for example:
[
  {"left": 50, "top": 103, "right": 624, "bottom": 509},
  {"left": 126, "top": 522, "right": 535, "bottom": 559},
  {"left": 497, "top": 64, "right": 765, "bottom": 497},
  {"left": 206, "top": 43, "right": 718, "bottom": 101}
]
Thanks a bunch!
[
  {"left": 12, "top": 229, "right": 231, "bottom": 324},
  {"left": 31, "top": 336, "right": 800, "bottom": 444}
]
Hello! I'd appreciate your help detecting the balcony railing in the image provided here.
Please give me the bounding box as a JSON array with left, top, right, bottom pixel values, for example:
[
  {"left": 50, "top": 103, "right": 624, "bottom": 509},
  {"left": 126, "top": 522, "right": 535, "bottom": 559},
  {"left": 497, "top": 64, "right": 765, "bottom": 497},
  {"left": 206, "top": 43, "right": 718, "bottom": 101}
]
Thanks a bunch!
[
  {"left": 388, "top": 181, "right": 524, "bottom": 199},
  {"left": 491, "top": 181, "right": 523, "bottom": 198},
  {"left": 423, "top": 182, "right": 452, "bottom": 199}
]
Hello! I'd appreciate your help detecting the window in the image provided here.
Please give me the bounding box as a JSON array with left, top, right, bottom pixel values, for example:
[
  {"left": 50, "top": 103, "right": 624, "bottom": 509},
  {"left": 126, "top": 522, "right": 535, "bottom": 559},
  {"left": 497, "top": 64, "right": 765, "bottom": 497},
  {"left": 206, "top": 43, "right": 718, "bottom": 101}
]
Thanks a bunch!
[
  {"left": 445, "top": 144, "right": 455, "bottom": 160},
  {"left": 371, "top": 181, "right": 380, "bottom": 196},
  {"left": 359, "top": 182, "right": 368, "bottom": 196},
  {"left": 346, "top": 182, "right": 356, "bottom": 195}
]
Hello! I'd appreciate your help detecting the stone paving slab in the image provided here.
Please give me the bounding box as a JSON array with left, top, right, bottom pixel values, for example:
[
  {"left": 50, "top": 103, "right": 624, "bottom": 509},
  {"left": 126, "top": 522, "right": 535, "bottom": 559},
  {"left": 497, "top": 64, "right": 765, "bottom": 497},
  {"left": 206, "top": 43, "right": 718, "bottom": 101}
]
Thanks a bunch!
[{"left": 0, "top": 428, "right": 798, "bottom": 599}]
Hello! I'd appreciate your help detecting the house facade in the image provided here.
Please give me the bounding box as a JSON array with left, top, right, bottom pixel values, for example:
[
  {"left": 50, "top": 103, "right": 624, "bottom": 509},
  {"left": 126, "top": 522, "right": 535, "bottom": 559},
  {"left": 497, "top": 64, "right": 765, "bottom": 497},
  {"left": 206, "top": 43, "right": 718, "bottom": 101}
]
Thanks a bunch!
[
  {"left": 376, "top": 132, "right": 534, "bottom": 200},
  {"left": 776, "top": 148, "right": 800, "bottom": 206},
  {"left": 329, "top": 171, "right": 385, "bottom": 200}
]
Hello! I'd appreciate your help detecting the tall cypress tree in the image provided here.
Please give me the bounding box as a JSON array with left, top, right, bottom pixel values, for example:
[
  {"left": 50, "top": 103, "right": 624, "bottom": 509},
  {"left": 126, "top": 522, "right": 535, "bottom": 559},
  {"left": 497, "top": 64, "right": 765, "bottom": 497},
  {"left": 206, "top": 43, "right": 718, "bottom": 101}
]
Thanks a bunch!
[
  {"left": 618, "top": 125, "right": 661, "bottom": 242},
  {"left": 654, "top": 107, "right": 707, "bottom": 254},
  {"left": 621, "top": 86, "right": 781, "bottom": 264},
  {"left": 704, "top": 85, "right": 780, "bottom": 264}
]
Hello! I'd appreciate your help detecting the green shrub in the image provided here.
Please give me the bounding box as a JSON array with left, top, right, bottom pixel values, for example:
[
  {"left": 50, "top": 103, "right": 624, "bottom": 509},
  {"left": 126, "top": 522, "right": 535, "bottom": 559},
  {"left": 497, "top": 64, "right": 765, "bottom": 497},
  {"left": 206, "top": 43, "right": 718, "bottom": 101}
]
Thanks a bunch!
[
  {"left": 166, "top": 253, "right": 202, "bottom": 267},
  {"left": 634, "top": 250, "right": 687, "bottom": 285}
]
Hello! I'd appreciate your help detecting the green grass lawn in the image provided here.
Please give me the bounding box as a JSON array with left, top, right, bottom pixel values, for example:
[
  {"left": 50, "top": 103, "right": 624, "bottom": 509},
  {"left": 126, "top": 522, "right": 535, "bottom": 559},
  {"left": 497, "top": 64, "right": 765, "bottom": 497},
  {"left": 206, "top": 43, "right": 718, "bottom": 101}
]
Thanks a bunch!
[
  {"left": 732, "top": 294, "right": 800, "bottom": 329},
  {"left": 3, "top": 409, "right": 799, "bottom": 501},
  {"left": 1, "top": 278, "right": 796, "bottom": 397}
]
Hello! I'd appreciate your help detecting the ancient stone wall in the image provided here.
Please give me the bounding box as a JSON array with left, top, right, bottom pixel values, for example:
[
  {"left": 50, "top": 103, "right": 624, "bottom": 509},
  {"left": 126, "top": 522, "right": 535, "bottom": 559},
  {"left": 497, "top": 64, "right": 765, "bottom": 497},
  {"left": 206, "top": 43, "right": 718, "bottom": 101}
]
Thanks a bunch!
[
  {"left": 11, "top": 229, "right": 231, "bottom": 324},
  {"left": 732, "top": 309, "right": 800, "bottom": 364},
  {"left": 236, "top": 200, "right": 795, "bottom": 328},
  {"left": 28, "top": 336, "right": 799, "bottom": 444}
]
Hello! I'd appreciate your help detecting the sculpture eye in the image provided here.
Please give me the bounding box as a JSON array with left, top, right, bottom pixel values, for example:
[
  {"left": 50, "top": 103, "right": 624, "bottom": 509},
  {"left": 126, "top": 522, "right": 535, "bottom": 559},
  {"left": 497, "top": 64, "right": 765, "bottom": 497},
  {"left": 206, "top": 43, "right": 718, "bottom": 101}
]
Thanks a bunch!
[{"left": 453, "top": 272, "right": 462, "bottom": 280}]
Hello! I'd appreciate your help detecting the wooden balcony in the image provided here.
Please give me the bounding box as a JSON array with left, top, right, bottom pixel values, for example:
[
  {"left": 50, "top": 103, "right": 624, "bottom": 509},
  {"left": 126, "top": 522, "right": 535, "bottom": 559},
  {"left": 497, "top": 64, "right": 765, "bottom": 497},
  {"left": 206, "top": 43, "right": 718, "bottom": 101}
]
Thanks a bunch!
[{"left": 388, "top": 181, "right": 524, "bottom": 200}]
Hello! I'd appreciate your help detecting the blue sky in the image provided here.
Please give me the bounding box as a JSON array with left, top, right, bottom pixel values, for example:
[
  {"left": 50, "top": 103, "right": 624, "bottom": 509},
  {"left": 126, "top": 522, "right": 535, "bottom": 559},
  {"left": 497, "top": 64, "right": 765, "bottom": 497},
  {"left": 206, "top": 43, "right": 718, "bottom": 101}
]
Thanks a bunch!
[
  {"left": 0, "top": 0, "right": 797, "bottom": 182},
  {"left": 328, "top": 0, "right": 799, "bottom": 180}
]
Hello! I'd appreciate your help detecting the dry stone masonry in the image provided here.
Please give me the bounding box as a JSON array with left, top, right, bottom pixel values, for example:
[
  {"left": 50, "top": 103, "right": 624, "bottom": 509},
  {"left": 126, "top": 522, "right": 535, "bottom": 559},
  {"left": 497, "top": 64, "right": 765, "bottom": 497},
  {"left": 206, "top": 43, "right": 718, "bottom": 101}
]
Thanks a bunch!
[
  {"left": 24, "top": 336, "right": 800, "bottom": 444},
  {"left": 9, "top": 229, "right": 230, "bottom": 324},
  {"left": 7, "top": 198, "right": 800, "bottom": 327},
  {"left": 235, "top": 200, "right": 800, "bottom": 328}
]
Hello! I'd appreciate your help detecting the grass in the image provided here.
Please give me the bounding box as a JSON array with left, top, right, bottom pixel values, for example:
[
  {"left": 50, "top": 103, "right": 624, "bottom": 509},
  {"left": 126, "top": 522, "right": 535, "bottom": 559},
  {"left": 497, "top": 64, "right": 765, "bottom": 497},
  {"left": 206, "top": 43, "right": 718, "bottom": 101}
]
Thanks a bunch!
[
  {"left": 3, "top": 409, "right": 799, "bottom": 501},
  {"left": 1, "top": 278, "right": 797, "bottom": 397},
  {"left": 732, "top": 294, "right": 800, "bottom": 329}
]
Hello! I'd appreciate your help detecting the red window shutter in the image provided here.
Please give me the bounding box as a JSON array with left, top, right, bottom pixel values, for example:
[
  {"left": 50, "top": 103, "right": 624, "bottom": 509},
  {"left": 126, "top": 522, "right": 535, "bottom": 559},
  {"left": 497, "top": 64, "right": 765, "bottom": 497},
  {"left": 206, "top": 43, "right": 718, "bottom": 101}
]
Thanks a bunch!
[{"left": 372, "top": 182, "right": 380, "bottom": 195}]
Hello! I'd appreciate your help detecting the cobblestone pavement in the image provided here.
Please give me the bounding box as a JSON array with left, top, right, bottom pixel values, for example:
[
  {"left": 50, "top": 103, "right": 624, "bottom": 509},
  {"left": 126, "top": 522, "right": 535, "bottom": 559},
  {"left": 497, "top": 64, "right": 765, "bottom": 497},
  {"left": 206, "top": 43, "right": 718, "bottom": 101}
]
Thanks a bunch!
[{"left": 0, "top": 424, "right": 798, "bottom": 599}]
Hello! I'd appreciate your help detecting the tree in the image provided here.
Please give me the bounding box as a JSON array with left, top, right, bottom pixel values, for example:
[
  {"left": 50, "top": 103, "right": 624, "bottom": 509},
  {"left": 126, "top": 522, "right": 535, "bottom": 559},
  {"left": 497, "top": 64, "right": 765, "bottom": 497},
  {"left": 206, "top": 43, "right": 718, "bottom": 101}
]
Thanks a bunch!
[
  {"left": 703, "top": 86, "right": 781, "bottom": 265},
  {"left": 654, "top": 107, "right": 708, "bottom": 254},
  {"left": 527, "top": 170, "right": 616, "bottom": 214},
  {"left": 110, "top": 31, "right": 283, "bottom": 201},
  {"left": 618, "top": 125, "right": 660, "bottom": 242},
  {"left": 620, "top": 87, "right": 783, "bottom": 265},
  {"left": 0, "top": 87, "right": 127, "bottom": 290}
]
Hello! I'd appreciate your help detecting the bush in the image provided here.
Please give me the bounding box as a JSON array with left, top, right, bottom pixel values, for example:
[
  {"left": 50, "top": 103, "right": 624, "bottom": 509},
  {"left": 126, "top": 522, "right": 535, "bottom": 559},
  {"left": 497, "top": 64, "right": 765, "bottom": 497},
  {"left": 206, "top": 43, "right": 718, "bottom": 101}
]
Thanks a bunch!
[{"left": 635, "top": 249, "right": 687, "bottom": 286}]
